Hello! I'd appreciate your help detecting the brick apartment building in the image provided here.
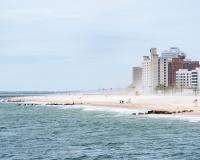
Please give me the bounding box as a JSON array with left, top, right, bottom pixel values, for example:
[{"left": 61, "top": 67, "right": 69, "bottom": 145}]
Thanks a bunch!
[{"left": 168, "top": 57, "right": 200, "bottom": 86}]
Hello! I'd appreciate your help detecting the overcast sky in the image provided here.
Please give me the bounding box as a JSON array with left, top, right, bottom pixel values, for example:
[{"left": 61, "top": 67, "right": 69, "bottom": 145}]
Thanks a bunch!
[{"left": 1, "top": 0, "right": 200, "bottom": 91}]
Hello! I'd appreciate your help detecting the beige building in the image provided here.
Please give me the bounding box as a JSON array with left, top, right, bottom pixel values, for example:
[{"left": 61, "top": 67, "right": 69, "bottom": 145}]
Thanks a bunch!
[
  {"left": 158, "top": 57, "right": 169, "bottom": 87},
  {"left": 150, "top": 48, "right": 159, "bottom": 89},
  {"left": 132, "top": 67, "right": 142, "bottom": 89}
]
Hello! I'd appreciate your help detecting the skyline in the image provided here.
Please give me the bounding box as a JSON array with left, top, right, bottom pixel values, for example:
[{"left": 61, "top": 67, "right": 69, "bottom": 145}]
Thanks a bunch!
[{"left": 1, "top": 0, "right": 200, "bottom": 91}]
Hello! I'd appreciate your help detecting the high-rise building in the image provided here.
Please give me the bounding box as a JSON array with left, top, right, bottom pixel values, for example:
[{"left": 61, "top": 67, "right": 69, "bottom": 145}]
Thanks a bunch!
[
  {"left": 161, "top": 47, "right": 186, "bottom": 60},
  {"left": 158, "top": 57, "right": 169, "bottom": 87},
  {"left": 132, "top": 67, "right": 142, "bottom": 89},
  {"left": 150, "top": 48, "right": 159, "bottom": 89},
  {"left": 141, "top": 47, "right": 200, "bottom": 92},
  {"left": 142, "top": 48, "right": 158, "bottom": 91},
  {"left": 142, "top": 56, "right": 151, "bottom": 91},
  {"left": 191, "top": 68, "right": 200, "bottom": 89},
  {"left": 191, "top": 70, "right": 198, "bottom": 88},
  {"left": 168, "top": 58, "right": 200, "bottom": 86}
]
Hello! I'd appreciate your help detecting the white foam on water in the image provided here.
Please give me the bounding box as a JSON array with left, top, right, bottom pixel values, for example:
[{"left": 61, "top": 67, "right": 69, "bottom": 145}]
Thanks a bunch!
[
  {"left": 144, "top": 114, "right": 200, "bottom": 123},
  {"left": 47, "top": 105, "right": 84, "bottom": 110},
  {"left": 44, "top": 104, "right": 200, "bottom": 123},
  {"left": 82, "top": 106, "right": 144, "bottom": 115},
  {"left": 48, "top": 104, "right": 148, "bottom": 115}
]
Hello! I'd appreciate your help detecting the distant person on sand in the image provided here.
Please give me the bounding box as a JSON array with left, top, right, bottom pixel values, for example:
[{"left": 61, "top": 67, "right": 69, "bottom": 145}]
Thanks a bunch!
[
  {"left": 193, "top": 99, "right": 198, "bottom": 107},
  {"left": 126, "top": 98, "right": 131, "bottom": 104},
  {"left": 120, "top": 100, "right": 124, "bottom": 104}
]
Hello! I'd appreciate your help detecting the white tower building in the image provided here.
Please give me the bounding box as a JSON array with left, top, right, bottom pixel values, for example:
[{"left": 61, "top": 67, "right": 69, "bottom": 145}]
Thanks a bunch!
[
  {"left": 150, "top": 48, "right": 159, "bottom": 90},
  {"left": 142, "top": 48, "right": 158, "bottom": 92},
  {"left": 142, "top": 56, "right": 151, "bottom": 91}
]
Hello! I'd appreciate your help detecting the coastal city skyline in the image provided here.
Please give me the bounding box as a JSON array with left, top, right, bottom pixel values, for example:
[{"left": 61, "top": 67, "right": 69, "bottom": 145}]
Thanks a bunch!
[
  {"left": 1, "top": 0, "right": 200, "bottom": 91},
  {"left": 132, "top": 47, "right": 200, "bottom": 94}
]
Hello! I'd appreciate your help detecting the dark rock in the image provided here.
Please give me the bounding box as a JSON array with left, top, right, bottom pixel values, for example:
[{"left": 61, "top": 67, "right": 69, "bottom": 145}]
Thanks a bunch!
[{"left": 148, "top": 110, "right": 173, "bottom": 114}]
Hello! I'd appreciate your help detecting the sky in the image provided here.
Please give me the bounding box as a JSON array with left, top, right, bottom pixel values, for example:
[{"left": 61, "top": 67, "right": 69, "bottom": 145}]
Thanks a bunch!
[{"left": 1, "top": 0, "right": 200, "bottom": 91}]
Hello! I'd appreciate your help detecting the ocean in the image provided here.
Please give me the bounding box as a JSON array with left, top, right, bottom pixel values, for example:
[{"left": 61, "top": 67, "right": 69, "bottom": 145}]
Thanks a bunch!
[{"left": 1, "top": 103, "right": 200, "bottom": 160}]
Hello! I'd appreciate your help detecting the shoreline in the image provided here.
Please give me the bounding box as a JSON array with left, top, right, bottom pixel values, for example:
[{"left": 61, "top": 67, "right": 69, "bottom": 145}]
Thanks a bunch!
[{"left": 4, "top": 93, "right": 200, "bottom": 116}]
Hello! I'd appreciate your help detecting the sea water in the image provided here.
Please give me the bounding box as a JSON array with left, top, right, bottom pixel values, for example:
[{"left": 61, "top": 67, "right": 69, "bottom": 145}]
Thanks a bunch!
[{"left": 1, "top": 103, "right": 200, "bottom": 160}]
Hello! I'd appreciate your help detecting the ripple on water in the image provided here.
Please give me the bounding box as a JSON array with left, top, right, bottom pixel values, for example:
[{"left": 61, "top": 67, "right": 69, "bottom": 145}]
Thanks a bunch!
[{"left": 1, "top": 103, "right": 200, "bottom": 159}]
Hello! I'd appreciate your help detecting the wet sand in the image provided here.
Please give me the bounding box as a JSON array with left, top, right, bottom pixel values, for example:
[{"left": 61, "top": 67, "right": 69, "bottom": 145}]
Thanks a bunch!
[{"left": 7, "top": 94, "right": 200, "bottom": 115}]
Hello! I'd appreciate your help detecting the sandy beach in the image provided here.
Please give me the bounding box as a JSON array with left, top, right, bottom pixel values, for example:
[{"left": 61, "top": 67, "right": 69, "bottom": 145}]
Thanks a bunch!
[{"left": 7, "top": 93, "right": 200, "bottom": 115}]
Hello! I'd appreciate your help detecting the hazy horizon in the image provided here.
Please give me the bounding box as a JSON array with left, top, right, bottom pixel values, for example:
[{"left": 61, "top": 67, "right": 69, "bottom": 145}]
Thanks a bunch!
[{"left": 1, "top": 0, "right": 200, "bottom": 91}]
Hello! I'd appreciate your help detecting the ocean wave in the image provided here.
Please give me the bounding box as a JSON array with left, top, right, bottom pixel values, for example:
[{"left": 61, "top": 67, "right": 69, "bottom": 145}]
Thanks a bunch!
[
  {"left": 145, "top": 114, "right": 200, "bottom": 123},
  {"left": 53, "top": 104, "right": 148, "bottom": 115},
  {"left": 44, "top": 104, "right": 200, "bottom": 122}
]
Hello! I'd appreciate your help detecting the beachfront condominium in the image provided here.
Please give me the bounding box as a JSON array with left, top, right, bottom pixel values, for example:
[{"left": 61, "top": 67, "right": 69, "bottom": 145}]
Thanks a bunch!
[
  {"left": 158, "top": 57, "right": 169, "bottom": 87},
  {"left": 168, "top": 57, "right": 200, "bottom": 87},
  {"left": 142, "top": 47, "right": 200, "bottom": 93},
  {"left": 176, "top": 68, "right": 200, "bottom": 89},
  {"left": 142, "top": 48, "right": 158, "bottom": 92},
  {"left": 142, "top": 56, "right": 151, "bottom": 91},
  {"left": 158, "top": 47, "right": 186, "bottom": 88},
  {"left": 176, "top": 69, "right": 192, "bottom": 88},
  {"left": 151, "top": 48, "right": 159, "bottom": 89},
  {"left": 191, "top": 68, "right": 200, "bottom": 88},
  {"left": 142, "top": 48, "right": 169, "bottom": 92},
  {"left": 161, "top": 47, "right": 200, "bottom": 87},
  {"left": 132, "top": 67, "right": 142, "bottom": 89},
  {"left": 161, "top": 47, "right": 185, "bottom": 59}
]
